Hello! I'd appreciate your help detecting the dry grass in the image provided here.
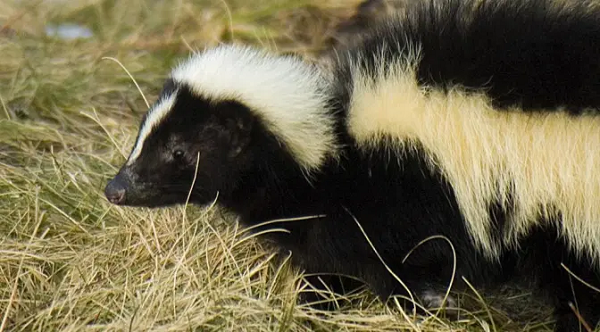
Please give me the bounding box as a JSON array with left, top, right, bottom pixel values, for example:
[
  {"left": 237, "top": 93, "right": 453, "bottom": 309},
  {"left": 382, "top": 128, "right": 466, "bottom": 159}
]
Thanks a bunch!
[{"left": 0, "top": 0, "right": 556, "bottom": 331}]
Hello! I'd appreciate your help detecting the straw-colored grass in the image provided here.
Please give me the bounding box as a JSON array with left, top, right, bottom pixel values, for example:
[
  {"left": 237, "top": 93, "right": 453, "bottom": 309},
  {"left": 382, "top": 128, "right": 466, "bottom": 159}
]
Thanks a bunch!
[{"left": 0, "top": 0, "right": 557, "bottom": 331}]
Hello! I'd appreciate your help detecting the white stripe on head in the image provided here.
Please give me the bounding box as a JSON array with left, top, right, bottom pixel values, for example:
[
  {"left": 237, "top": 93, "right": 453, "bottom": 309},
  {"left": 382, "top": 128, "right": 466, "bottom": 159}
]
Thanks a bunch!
[
  {"left": 170, "top": 44, "right": 338, "bottom": 172},
  {"left": 126, "top": 92, "right": 177, "bottom": 165}
]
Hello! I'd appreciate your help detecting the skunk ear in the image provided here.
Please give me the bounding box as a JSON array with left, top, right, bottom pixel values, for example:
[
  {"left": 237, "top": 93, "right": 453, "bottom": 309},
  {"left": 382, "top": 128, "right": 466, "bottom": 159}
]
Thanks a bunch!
[
  {"left": 159, "top": 78, "right": 177, "bottom": 98},
  {"left": 216, "top": 101, "right": 255, "bottom": 157}
]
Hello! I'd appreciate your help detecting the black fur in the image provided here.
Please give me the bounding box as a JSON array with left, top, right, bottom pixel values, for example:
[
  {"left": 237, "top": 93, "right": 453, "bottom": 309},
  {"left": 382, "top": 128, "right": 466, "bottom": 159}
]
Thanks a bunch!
[
  {"left": 105, "top": 1, "right": 600, "bottom": 331},
  {"left": 342, "top": 0, "right": 600, "bottom": 112}
]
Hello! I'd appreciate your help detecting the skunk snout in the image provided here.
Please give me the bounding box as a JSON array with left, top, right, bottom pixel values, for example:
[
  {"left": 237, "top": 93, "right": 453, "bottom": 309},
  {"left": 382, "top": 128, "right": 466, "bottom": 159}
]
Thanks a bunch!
[{"left": 105, "top": 176, "right": 128, "bottom": 205}]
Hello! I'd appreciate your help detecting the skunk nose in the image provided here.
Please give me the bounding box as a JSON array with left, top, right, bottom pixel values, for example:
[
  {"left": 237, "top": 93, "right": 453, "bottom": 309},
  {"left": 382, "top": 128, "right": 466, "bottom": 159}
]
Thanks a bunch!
[{"left": 105, "top": 177, "right": 127, "bottom": 205}]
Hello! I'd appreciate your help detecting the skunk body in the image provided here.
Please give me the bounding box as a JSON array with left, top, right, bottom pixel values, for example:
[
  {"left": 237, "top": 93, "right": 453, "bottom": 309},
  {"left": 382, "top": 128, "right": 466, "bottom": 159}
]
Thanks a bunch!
[{"left": 105, "top": 1, "right": 600, "bottom": 330}]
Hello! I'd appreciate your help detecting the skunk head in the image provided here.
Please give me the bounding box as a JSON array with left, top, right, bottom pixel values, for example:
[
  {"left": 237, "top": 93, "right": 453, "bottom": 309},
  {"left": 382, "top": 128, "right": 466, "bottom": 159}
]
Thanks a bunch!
[
  {"left": 105, "top": 45, "right": 337, "bottom": 208},
  {"left": 105, "top": 83, "right": 257, "bottom": 207}
]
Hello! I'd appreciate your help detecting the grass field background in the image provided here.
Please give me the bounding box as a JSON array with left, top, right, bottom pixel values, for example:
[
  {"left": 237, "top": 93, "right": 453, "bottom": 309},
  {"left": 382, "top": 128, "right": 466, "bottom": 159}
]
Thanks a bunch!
[{"left": 0, "top": 0, "right": 556, "bottom": 330}]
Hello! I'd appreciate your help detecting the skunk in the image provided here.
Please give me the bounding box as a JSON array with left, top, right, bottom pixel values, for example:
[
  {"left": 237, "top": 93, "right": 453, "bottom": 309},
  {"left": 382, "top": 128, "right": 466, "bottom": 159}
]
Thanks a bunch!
[{"left": 105, "top": 1, "right": 600, "bottom": 330}]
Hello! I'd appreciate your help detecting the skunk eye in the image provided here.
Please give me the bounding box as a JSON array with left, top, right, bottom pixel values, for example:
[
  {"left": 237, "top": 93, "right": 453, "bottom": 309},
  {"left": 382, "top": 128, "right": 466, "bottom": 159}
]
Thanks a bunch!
[{"left": 173, "top": 149, "right": 185, "bottom": 160}]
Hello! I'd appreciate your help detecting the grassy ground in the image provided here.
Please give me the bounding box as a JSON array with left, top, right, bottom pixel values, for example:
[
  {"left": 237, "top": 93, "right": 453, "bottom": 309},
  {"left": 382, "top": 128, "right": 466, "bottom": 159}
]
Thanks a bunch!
[{"left": 0, "top": 0, "right": 557, "bottom": 331}]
